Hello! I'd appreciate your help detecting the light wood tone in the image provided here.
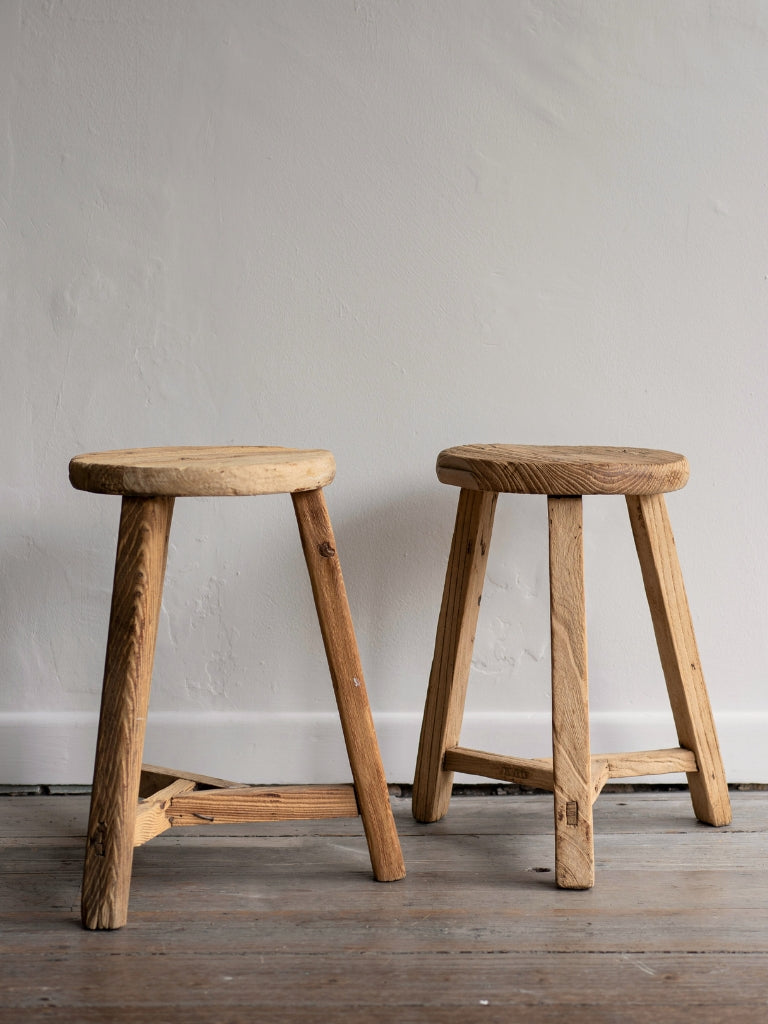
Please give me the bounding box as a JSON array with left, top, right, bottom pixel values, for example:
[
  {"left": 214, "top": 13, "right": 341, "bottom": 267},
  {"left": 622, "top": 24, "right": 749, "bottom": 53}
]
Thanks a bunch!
[
  {"left": 443, "top": 746, "right": 698, "bottom": 801},
  {"left": 70, "top": 446, "right": 336, "bottom": 497},
  {"left": 595, "top": 746, "right": 698, "bottom": 781},
  {"left": 133, "top": 783, "right": 359, "bottom": 841},
  {"left": 590, "top": 747, "right": 699, "bottom": 801},
  {"left": 134, "top": 778, "right": 196, "bottom": 845},
  {"left": 591, "top": 759, "right": 611, "bottom": 803},
  {"left": 135, "top": 769, "right": 360, "bottom": 835},
  {"left": 548, "top": 496, "right": 594, "bottom": 889},
  {"left": 443, "top": 748, "right": 555, "bottom": 791},
  {"left": 292, "top": 487, "right": 406, "bottom": 883},
  {"left": 81, "top": 495, "right": 174, "bottom": 931},
  {"left": 437, "top": 444, "right": 689, "bottom": 495},
  {"left": 412, "top": 489, "right": 498, "bottom": 822},
  {"left": 165, "top": 784, "right": 359, "bottom": 826},
  {"left": 139, "top": 764, "right": 242, "bottom": 799},
  {"left": 75, "top": 454, "right": 404, "bottom": 928},
  {"left": 627, "top": 493, "right": 731, "bottom": 826},
  {"left": 409, "top": 446, "right": 729, "bottom": 888},
  {"left": 412, "top": 444, "right": 729, "bottom": 893}
]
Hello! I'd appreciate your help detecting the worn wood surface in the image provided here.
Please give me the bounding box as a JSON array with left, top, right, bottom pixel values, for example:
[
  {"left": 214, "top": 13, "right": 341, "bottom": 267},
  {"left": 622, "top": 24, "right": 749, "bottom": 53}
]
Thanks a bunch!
[
  {"left": 412, "top": 488, "right": 498, "bottom": 822},
  {"left": 81, "top": 495, "right": 174, "bottom": 931},
  {"left": 444, "top": 747, "right": 555, "bottom": 791},
  {"left": 444, "top": 747, "right": 698, "bottom": 802},
  {"left": 133, "top": 778, "right": 196, "bottom": 845},
  {"left": 139, "top": 764, "right": 243, "bottom": 798},
  {"left": 627, "top": 493, "right": 731, "bottom": 826},
  {"left": 75, "top": 460, "right": 403, "bottom": 928},
  {"left": 2, "top": 792, "right": 767, "bottom": 1023},
  {"left": 166, "top": 784, "right": 360, "bottom": 826},
  {"left": 69, "top": 446, "right": 336, "bottom": 496},
  {"left": 548, "top": 496, "right": 594, "bottom": 890},
  {"left": 415, "top": 447, "right": 727, "bottom": 902},
  {"left": 292, "top": 487, "right": 405, "bottom": 883},
  {"left": 135, "top": 768, "right": 360, "bottom": 843},
  {"left": 436, "top": 444, "right": 689, "bottom": 495},
  {"left": 590, "top": 748, "right": 699, "bottom": 802}
]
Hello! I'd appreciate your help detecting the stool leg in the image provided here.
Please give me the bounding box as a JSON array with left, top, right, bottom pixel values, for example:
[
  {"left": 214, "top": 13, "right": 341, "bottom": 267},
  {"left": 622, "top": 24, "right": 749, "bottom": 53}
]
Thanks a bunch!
[
  {"left": 292, "top": 487, "right": 405, "bottom": 882},
  {"left": 81, "top": 496, "right": 174, "bottom": 929},
  {"left": 626, "top": 494, "right": 731, "bottom": 826},
  {"left": 548, "top": 496, "right": 594, "bottom": 889},
  {"left": 412, "top": 489, "right": 497, "bottom": 823}
]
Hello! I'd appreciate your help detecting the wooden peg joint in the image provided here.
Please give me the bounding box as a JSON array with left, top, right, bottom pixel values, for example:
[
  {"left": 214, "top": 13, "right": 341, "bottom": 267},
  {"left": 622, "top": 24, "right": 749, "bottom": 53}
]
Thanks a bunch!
[{"left": 89, "top": 823, "right": 107, "bottom": 857}]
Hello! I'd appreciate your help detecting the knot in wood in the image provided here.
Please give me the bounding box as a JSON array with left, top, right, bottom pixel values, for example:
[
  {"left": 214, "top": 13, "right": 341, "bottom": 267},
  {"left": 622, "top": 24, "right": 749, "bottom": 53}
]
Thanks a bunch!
[
  {"left": 318, "top": 541, "right": 336, "bottom": 558},
  {"left": 89, "top": 822, "right": 107, "bottom": 857}
]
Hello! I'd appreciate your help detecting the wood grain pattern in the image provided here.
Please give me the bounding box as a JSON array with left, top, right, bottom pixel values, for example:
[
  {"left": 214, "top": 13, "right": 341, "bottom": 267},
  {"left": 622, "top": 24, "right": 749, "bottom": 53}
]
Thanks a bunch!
[
  {"left": 626, "top": 493, "right": 731, "bottom": 826},
  {"left": 77, "top": 460, "right": 404, "bottom": 927},
  {"left": 292, "top": 487, "right": 406, "bottom": 882},
  {"left": 443, "top": 746, "right": 697, "bottom": 800},
  {"left": 548, "top": 496, "right": 594, "bottom": 889},
  {"left": 443, "top": 747, "right": 555, "bottom": 791},
  {"left": 70, "top": 446, "right": 336, "bottom": 496},
  {"left": 412, "top": 488, "right": 498, "bottom": 822},
  {"left": 81, "top": 495, "right": 174, "bottom": 930},
  {"left": 133, "top": 779, "right": 196, "bottom": 846},
  {"left": 5, "top": 952, "right": 768, "bottom": 1024},
  {"left": 6, "top": 792, "right": 768, "bottom": 1024},
  {"left": 412, "top": 445, "right": 728, "bottom": 894},
  {"left": 596, "top": 747, "right": 698, "bottom": 782},
  {"left": 166, "top": 785, "right": 359, "bottom": 825},
  {"left": 135, "top": 775, "right": 359, "bottom": 840},
  {"left": 2, "top": 789, "right": 757, "bottom": 841},
  {"left": 139, "top": 764, "right": 242, "bottom": 799},
  {"left": 589, "top": 747, "right": 699, "bottom": 802},
  {"left": 437, "top": 444, "right": 689, "bottom": 495}
]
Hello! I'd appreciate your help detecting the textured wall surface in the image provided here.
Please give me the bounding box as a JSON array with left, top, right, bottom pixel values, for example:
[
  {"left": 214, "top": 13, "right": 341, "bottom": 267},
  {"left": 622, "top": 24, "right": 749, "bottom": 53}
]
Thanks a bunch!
[{"left": 2, "top": 0, "right": 767, "bottom": 783}]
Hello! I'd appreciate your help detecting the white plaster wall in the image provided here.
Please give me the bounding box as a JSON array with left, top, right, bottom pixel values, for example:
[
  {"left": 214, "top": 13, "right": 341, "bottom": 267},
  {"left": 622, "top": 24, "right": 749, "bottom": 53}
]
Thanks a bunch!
[{"left": 2, "top": 0, "right": 767, "bottom": 784}]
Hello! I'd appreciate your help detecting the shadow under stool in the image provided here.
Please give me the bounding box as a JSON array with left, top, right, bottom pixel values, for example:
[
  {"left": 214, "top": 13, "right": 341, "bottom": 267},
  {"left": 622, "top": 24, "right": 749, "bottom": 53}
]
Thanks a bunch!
[
  {"left": 70, "top": 445, "right": 405, "bottom": 930},
  {"left": 412, "top": 444, "right": 731, "bottom": 889}
]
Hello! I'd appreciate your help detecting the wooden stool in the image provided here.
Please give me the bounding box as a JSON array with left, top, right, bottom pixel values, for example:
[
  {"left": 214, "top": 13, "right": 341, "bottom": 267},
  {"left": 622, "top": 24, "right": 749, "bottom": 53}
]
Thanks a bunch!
[
  {"left": 412, "top": 444, "right": 731, "bottom": 889},
  {"left": 70, "top": 446, "right": 405, "bottom": 930}
]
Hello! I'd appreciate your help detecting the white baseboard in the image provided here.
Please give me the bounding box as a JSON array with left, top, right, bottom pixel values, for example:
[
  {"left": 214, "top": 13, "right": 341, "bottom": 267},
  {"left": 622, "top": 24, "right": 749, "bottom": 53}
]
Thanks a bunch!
[{"left": 0, "top": 710, "right": 764, "bottom": 786}]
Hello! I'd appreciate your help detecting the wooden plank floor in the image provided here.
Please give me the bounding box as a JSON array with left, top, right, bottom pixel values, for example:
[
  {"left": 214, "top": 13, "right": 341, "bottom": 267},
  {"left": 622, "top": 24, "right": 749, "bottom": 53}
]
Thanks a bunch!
[{"left": 2, "top": 790, "right": 768, "bottom": 1022}]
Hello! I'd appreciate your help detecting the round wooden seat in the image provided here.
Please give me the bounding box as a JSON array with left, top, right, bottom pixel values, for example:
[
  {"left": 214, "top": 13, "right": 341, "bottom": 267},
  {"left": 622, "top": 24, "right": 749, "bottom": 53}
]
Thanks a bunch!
[
  {"left": 436, "top": 444, "right": 689, "bottom": 495},
  {"left": 69, "top": 446, "right": 336, "bottom": 497}
]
